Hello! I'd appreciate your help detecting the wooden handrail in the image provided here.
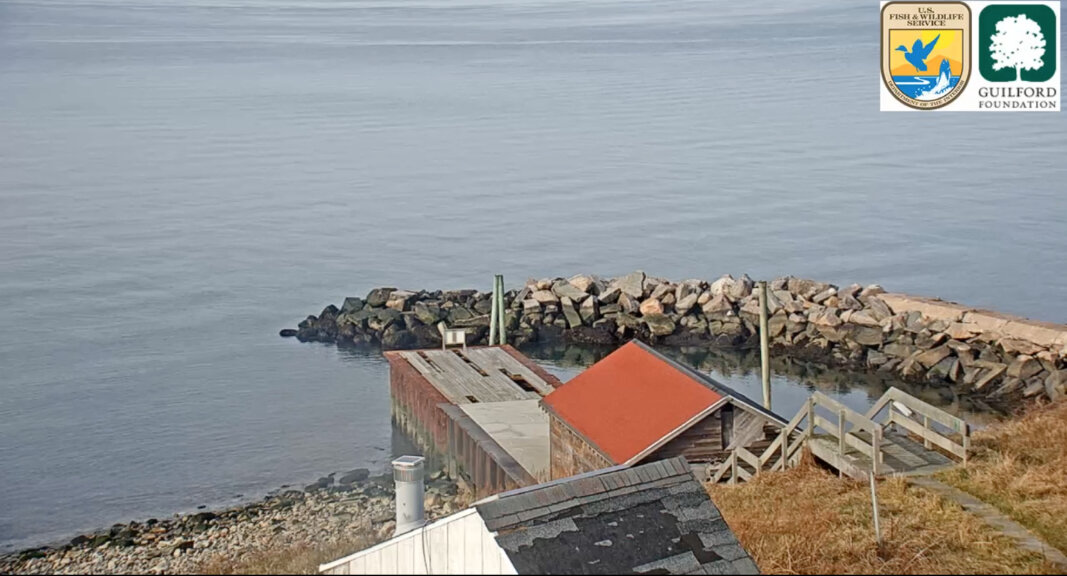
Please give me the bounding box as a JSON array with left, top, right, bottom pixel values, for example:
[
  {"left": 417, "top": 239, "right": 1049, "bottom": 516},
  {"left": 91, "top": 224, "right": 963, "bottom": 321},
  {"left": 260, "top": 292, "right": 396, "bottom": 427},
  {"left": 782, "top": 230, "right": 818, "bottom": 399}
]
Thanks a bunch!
[
  {"left": 867, "top": 387, "right": 969, "bottom": 464},
  {"left": 713, "top": 387, "right": 971, "bottom": 484},
  {"left": 759, "top": 405, "right": 809, "bottom": 467},
  {"left": 735, "top": 446, "right": 761, "bottom": 470},
  {"left": 867, "top": 387, "right": 968, "bottom": 436},
  {"left": 711, "top": 452, "right": 735, "bottom": 483},
  {"left": 889, "top": 411, "right": 967, "bottom": 460},
  {"left": 811, "top": 392, "right": 881, "bottom": 433}
]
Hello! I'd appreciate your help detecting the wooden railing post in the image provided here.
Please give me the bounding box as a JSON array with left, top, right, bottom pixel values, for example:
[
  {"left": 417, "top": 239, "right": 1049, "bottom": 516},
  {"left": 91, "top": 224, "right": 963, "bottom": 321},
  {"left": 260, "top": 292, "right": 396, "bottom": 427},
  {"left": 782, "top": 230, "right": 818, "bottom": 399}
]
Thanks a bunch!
[
  {"left": 838, "top": 409, "right": 846, "bottom": 454},
  {"left": 781, "top": 430, "right": 788, "bottom": 470},
  {"left": 962, "top": 424, "right": 970, "bottom": 466},
  {"left": 807, "top": 397, "right": 815, "bottom": 440},
  {"left": 872, "top": 427, "right": 882, "bottom": 475},
  {"left": 730, "top": 453, "right": 738, "bottom": 485},
  {"left": 922, "top": 414, "right": 932, "bottom": 449}
]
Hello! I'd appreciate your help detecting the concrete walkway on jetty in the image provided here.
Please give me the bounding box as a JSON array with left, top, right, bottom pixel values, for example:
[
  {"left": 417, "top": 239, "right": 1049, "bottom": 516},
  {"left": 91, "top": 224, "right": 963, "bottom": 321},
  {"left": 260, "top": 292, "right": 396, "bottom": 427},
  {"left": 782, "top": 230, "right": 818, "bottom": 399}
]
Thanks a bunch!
[
  {"left": 909, "top": 476, "right": 1067, "bottom": 571},
  {"left": 285, "top": 272, "right": 1067, "bottom": 412}
]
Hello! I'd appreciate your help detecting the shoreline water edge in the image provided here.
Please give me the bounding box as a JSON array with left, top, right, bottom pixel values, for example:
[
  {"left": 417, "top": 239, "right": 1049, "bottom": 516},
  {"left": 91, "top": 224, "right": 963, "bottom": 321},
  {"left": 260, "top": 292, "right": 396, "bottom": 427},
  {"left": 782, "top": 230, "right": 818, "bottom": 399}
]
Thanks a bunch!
[
  {"left": 7, "top": 271, "right": 1065, "bottom": 573},
  {"left": 0, "top": 470, "right": 469, "bottom": 575},
  {"left": 284, "top": 272, "right": 1067, "bottom": 412}
]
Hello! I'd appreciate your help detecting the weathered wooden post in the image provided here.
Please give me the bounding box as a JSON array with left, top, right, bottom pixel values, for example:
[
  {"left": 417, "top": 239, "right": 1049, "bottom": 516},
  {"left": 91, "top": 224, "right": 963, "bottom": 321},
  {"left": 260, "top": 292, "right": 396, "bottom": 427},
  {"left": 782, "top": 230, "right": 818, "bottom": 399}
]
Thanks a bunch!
[
  {"left": 489, "top": 276, "right": 499, "bottom": 346},
  {"left": 806, "top": 396, "right": 815, "bottom": 440},
  {"left": 838, "top": 409, "right": 846, "bottom": 455},
  {"left": 780, "top": 429, "right": 789, "bottom": 470},
  {"left": 495, "top": 275, "right": 506, "bottom": 345},
  {"left": 869, "top": 474, "right": 883, "bottom": 547},
  {"left": 758, "top": 280, "right": 771, "bottom": 410},
  {"left": 922, "top": 414, "right": 932, "bottom": 449},
  {"left": 963, "top": 424, "right": 970, "bottom": 466}
]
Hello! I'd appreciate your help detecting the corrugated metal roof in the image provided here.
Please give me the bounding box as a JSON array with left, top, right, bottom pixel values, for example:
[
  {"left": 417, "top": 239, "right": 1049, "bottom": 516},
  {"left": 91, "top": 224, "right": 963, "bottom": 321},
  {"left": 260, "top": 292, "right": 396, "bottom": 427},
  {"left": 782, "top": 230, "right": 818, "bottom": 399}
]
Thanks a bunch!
[
  {"left": 476, "top": 456, "right": 759, "bottom": 575},
  {"left": 541, "top": 342, "right": 726, "bottom": 464}
]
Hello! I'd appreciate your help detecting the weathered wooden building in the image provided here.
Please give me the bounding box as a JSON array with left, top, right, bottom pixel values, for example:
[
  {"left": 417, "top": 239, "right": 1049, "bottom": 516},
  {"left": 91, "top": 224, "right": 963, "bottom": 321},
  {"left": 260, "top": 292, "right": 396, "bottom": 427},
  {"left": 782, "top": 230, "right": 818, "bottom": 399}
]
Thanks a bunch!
[
  {"left": 541, "top": 340, "right": 786, "bottom": 479},
  {"left": 386, "top": 345, "right": 563, "bottom": 494}
]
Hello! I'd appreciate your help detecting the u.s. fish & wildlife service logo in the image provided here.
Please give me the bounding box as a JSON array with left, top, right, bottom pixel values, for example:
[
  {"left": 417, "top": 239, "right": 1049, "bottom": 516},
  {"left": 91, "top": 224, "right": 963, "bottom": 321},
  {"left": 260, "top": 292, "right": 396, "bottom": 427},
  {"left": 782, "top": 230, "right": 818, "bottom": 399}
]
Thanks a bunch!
[{"left": 882, "top": 2, "right": 972, "bottom": 109}]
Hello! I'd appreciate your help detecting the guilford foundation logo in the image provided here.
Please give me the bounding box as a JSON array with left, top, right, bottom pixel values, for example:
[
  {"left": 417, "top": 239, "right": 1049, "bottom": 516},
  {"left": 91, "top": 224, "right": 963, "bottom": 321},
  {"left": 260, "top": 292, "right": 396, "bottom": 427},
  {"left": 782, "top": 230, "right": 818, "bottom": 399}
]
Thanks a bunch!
[
  {"left": 977, "top": 3, "right": 1059, "bottom": 109},
  {"left": 882, "top": 2, "right": 972, "bottom": 109}
]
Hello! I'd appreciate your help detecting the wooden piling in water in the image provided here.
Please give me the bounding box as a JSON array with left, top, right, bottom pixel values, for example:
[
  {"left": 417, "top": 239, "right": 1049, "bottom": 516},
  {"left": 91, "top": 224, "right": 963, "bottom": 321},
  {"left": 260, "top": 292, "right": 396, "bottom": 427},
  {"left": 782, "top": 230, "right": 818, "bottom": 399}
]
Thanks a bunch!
[{"left": 759, "top": 280, "right": 771, "bottom": 410}]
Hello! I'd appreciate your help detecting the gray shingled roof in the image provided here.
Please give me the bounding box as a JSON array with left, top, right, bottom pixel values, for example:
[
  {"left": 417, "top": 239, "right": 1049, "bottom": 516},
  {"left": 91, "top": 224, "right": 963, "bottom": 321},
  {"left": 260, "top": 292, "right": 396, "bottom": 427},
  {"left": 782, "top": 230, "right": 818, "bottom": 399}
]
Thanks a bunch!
[{"left": 476, "top": 457, "right": 759, "bottom": 575}]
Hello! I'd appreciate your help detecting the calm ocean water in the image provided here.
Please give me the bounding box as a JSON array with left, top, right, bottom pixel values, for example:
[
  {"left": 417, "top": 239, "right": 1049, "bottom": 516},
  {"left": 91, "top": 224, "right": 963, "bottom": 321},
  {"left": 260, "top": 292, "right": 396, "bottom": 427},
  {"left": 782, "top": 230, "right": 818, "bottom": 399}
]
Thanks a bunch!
[{"left": 1, "top": 0, "right": 1065, "bottom": 551}]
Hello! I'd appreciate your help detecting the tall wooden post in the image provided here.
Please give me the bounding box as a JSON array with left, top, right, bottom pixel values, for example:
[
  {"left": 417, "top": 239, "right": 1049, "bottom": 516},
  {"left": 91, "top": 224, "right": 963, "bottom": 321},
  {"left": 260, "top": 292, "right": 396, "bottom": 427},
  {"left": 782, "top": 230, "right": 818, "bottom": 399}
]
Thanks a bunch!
[
  {"left": 489, "top": 275, "right": 499, "bottom": 346},
  {"left": 870, "top": 474, "right": 882, "bottom": 547},
  {"left": 495, "top": 275, "right": 506, "bottom": 345},
  {"left": 758, "top": 280, "right": 771, "bottom": 410}
]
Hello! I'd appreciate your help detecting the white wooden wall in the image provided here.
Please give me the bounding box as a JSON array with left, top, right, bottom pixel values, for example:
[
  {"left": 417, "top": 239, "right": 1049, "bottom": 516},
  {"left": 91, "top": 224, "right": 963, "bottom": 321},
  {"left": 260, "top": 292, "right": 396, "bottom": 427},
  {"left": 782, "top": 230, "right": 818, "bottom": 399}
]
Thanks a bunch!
[{"left": 319, "top": 509, "right": 516, "bottom": 575}]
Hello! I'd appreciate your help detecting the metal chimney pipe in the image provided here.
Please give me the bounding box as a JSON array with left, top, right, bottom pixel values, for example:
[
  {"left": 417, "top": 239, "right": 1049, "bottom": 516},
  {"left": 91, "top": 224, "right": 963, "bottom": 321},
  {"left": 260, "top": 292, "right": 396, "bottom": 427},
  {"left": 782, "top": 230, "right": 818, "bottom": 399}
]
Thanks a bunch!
[{"left": 392, "top": 456, "right": 426, "bottom": 536}]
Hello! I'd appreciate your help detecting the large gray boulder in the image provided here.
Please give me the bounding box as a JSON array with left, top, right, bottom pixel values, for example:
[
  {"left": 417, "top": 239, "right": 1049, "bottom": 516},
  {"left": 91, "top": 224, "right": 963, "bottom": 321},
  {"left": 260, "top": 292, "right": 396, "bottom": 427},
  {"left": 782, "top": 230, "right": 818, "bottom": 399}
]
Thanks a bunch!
[
  {"left": 365, "top": 288, "right": 396, "bottom": 308},
  {"left": 611, "top": 271, "right": 646, "bottom": 299},
  {"left": 643, "top": 313, "right": 677, "bottom": 336},
  {"left": 559, "top": 296, "right": 584, "bottom": 329},
  {"left": 531, "top": 290, "right": 559, "bottom": 305},
  {"left": 552, "top": 281, "right": 588, "bottom": 302},
  {"left": 341, "top": 297, "right": 365, "bottom": 314}
]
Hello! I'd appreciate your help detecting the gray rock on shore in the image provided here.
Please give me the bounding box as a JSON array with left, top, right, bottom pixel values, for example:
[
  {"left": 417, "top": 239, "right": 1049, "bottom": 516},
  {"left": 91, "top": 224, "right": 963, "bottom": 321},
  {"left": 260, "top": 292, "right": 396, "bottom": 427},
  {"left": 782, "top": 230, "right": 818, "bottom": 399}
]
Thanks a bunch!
[
  {"left": 284, "top": 272, "right": 1067, "bottom": 408},
  {"left": 1, "top": 471, "right": 471, "bottom": 575}
]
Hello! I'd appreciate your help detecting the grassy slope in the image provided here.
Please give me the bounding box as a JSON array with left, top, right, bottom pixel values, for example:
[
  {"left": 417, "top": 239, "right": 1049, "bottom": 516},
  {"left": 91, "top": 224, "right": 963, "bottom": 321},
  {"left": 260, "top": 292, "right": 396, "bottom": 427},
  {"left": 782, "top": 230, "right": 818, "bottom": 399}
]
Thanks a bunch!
[
  {"left": 197, "top": 536, "right": 374, "bottom": 575},
  {"left": 938, "top": 399, "right": 1067, "bottom": 555},
  {"left": 707, "top": 459, "right": 1053, "bottom": 575}
]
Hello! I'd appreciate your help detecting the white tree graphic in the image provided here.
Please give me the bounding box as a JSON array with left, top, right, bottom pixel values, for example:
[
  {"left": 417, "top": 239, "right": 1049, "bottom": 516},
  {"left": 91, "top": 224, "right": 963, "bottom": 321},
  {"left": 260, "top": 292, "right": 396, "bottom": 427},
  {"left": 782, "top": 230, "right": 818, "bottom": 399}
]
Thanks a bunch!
[{"left": 990, "top": 14, "right": 1046, "bottom": 81}]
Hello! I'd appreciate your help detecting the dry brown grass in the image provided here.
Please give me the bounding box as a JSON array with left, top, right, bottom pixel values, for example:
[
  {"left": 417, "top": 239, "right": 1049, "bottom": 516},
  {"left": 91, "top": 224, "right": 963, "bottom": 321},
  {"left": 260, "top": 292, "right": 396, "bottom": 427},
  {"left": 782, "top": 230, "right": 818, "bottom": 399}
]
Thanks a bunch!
[
  {"left": 707, "top": 457, "right": 1054, "bottom": 575},
  {"left": 939, "top": 399, "right": 1067, "bottom": 555},
  {"left": 196, "top": 536, "right": 374, "bottom": 575}
]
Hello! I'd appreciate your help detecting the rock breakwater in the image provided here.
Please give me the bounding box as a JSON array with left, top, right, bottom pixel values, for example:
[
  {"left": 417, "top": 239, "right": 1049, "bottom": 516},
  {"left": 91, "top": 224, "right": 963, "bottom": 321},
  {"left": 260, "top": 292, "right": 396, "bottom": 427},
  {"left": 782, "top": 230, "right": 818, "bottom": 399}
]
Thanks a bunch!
[
  {"left": 0, "top": 471, "right": 469, "bottom": 575},
  {"left": 284, "top": 272, "right": 1067, "bottom": 408}
]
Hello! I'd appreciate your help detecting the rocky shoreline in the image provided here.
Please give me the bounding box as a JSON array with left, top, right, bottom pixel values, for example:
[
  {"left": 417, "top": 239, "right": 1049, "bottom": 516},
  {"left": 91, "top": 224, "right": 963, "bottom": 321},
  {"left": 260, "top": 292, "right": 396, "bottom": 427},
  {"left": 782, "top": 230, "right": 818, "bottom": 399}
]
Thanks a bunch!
[
  {"left": 283, "top": 271, "right": 1067, "bottom": 409},
  {"left": 0, "top": 470, "right": 469, "bottom": 575}
]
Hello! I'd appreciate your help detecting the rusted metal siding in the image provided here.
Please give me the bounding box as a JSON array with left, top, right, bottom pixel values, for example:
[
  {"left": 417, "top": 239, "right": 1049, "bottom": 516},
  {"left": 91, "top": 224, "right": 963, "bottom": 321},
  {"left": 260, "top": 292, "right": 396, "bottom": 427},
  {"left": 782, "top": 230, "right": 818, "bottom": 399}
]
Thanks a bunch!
[
  {"left": 442, "top": 405, "right": 534, "bottom": 497},
  {"left": 549, "top": 416, "right": 614, "bottom": 480},
  {"left": 386, "top": 351, "right": 452, "bottom": 454},
  {"left": 387, "top": 347, "right": 554, "bottom": 498}
]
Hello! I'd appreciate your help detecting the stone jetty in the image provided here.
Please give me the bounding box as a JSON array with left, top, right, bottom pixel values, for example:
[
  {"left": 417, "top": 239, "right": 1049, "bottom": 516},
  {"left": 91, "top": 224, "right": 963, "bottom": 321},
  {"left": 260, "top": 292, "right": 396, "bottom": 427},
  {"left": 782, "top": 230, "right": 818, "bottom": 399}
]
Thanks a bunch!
[
  {"left": 0, "top": 471, "right": 469, "bottom": 575},
  {"left": 284, "top": 272, "right": 1067, "bottom": 407}
]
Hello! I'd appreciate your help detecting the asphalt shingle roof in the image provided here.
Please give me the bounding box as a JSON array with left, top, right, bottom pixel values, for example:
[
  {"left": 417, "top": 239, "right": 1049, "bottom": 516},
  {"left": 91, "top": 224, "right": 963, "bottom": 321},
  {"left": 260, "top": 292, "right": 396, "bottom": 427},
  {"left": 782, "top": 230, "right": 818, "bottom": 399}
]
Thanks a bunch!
[{"left": 476, "top": 456, "right": 759, "bottom": 575}]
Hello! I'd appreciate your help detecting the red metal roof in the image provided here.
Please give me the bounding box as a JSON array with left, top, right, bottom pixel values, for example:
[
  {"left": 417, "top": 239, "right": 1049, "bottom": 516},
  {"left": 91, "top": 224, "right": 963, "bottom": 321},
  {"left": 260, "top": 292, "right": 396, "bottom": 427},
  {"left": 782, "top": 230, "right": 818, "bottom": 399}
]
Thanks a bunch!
[{"left": 542, "top": 341, "right": 724, "bottom": 464}]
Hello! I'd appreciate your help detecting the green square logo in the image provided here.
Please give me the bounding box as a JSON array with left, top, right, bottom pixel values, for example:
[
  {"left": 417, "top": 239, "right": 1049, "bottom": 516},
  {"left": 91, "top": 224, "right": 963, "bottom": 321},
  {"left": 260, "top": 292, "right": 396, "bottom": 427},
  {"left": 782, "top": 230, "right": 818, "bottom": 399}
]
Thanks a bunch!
[{"left": 979, "top": 4, "right": 1057, "bottom": 82}]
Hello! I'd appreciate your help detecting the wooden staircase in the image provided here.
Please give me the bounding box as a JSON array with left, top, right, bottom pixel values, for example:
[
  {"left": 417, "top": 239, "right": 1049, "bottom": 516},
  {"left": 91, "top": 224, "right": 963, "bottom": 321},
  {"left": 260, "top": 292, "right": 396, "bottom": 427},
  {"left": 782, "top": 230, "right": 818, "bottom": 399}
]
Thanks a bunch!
[{"left": 711, "top": 387, "right": 970, "bottom": 483}]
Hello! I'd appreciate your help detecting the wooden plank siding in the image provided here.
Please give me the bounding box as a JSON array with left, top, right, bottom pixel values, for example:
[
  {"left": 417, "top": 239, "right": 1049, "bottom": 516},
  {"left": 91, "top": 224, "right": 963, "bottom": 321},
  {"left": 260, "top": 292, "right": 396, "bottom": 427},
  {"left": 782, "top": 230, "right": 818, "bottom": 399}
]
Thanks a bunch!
[
  {"left": 643, "top": 403, "right": 780, "bottom": 466},
  {"left": 644, "top": 411, "right": 725, "bottom": 463},
  {"left": 548, "top": 398, "right": 785, "bottom": 478},
  {"left": 549, "top": 417, "right": 613, "bottom": 480}
]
